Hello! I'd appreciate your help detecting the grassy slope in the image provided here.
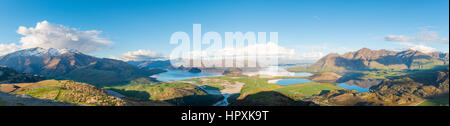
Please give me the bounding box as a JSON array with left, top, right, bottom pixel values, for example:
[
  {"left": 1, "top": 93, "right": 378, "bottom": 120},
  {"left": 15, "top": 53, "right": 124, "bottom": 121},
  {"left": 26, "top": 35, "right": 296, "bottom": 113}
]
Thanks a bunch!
[
  {"left": 358, "top": 70, "right": 407, "bottom": 79},
  {"left": 13, "top": 80, "right": 125, "bottom": 106},
  {"left": 0, "top": 99, "right": 4, "bottom": 106},
  {"left": 275, "top": 83, "right": 342, "bottom": 100},
  {"left": 106, "top": 81, "right": 223, "bottom": 106},
  {"left": 418, "top": 96, "right": 449, "bottom": 106}
]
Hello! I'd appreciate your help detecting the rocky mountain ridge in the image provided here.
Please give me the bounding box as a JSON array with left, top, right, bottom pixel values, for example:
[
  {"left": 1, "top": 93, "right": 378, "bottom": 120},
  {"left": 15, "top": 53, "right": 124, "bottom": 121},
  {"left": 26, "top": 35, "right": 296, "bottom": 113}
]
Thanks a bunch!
[
  {"left": 306, "top": 48, "right": 448, "bottom": 72},
  {"left": 0, "top": 47, "right": 163, "bottom": 86}
]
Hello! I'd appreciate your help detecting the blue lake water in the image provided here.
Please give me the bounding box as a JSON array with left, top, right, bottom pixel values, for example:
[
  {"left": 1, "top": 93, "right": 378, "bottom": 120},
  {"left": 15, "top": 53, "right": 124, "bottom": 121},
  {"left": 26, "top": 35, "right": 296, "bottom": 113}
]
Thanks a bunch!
[
  {"left": 337, "top": 83, "right": 371, "bottom": 93},
  {"left": 152, "top": 70, "right": 219, "bottom": 82},
  {"left": 275, "top": 79, "right": 315, "bottom": 85}
]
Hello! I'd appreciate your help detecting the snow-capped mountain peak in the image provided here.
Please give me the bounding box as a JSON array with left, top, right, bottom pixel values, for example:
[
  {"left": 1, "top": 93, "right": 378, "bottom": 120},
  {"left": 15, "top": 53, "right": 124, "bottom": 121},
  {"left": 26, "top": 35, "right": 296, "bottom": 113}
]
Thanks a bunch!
[{"left": 8, "top": 47, "right": 81, "bottom": 57}]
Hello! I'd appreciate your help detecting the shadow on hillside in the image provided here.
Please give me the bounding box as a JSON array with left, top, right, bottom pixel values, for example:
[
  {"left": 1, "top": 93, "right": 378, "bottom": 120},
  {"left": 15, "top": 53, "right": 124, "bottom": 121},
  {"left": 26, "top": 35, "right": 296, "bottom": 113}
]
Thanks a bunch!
[
  {"left": 336, "top": 72, "right": 366, "bottom": 83},
  {"left": 334, "top": 54, "right": 433, "bottom": 70},
  {"left": 335, "top": 57, "right": 368, "bottom": 70},
  {"left": 107, "top": 88, "right": 151, "bottom": 100},
  {"left": 108, "top": 87, "right": 224, "bottom": 106},
  {"left": 374, "top": 55, "right": 408, "bottom": 66},
  {"left": 200, "top": 85, "right": 221, "bottom": 91},
  {"left": 109, "top": 88, "right": 321, "bottom": 106},
  {"left": 227, "top": 91, "right": 318, "bottom": 106},
  {"left": 424, "top": 93, "right": 449, "bottom": 100},
  {"left": 163, "top": 94, "right": 224, "bottom": 106},
  {"left": 394, "top": 66, "right": 449, "bottom": 86},
  {"left": 375, "top": 54, "right": 433, "bottom": 66}
]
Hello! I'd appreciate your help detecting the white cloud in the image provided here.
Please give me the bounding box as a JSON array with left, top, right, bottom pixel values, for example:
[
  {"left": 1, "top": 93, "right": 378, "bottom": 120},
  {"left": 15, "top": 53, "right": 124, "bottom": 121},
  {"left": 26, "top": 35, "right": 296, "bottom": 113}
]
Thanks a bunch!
[
  {"left": 385, "top": 30, "right": 449, "bottom": 44},
  {"left": 168, "top": 42, "right": 298, "bottom": 67},
  {"left": 292, "top": 51, "right": 325, "bottom": 60},
  {"left": 186, "top": 42, "right": 296, "bottom": 59},
  {"left": 293, "top": 44, "right": 357, "bottom": 60},
  {"left": 0, "top": 43, "right": 21, "bottom": 56},
  {"left": 385, "top": 35, "right": 416, "bottom": 42},
  {"left": 171, "top": 42, "right": 334, "bottom": 67},
  {"left": 111, "top": 49, "right": 162, "bottom": 61},
  {"left": 16, "top": 20, "right": 113, "bottom": 53},
  {"left": 399, "top": 42, "right": 436, "bottom": 53}
]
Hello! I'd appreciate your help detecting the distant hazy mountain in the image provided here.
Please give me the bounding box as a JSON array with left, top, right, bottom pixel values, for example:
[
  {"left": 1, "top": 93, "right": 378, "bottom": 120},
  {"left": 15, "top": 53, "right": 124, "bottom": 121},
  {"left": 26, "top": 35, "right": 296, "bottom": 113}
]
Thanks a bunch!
[
  {"left": 0, "top": 66, "right": 44, "bottom": 84},
  {"left": 0, "top": 47, "right": 163, "bottom": 86},
  {"left": 304, "top": 48, "right": 449, "bottom": 72},
  {"left": 127, "top": 60, "right": 173, "bottom": 69}
]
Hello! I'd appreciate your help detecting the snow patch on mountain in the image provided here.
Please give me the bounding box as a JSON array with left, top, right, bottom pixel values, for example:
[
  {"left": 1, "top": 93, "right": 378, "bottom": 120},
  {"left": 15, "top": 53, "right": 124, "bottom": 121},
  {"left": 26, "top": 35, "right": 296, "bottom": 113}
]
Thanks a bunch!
[{"left": 7, "top": 47, "right": 81, "bottom": 57}]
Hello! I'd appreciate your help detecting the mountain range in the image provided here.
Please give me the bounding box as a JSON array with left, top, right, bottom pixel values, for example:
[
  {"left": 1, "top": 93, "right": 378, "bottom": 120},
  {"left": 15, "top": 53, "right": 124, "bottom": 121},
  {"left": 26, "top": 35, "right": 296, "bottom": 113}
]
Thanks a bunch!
[
  {"left": 0, "top": 47, "right": 164, "bottom": 86},
  {"left": 127, "top": 60, "right": 173, "bottom": 70},
  {"left": 300, "top": 48, "right": 449, "bottom": 72}
]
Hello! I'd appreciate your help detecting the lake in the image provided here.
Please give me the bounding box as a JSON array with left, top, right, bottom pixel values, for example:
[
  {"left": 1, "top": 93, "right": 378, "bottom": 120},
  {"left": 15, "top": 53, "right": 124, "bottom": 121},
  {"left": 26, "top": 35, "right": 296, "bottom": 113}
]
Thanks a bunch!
[
  {"left": 152, "top": 70, "right": 219, "bottom": 82},
  {"left": 270, "top": 77, "right": 380, "bottom": 93},
  {"left": 336, "top": 79, "right": 382, "bottom": 93},
  {"left": 337, "top": 83, "right": 371, "bottom": 93}
]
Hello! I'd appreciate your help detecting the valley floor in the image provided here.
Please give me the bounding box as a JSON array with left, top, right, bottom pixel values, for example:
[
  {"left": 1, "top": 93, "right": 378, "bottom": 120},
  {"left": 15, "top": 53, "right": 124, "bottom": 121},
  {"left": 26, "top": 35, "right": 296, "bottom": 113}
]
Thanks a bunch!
[{"left": 1, "top": 66, "right": 448, "bottom": 106}]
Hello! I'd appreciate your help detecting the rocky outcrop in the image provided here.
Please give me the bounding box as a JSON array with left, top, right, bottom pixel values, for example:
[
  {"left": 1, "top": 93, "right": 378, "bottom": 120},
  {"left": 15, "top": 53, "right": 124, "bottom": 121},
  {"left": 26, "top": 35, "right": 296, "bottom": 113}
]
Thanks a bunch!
[
  {"left": 188, "top": 67, "right": 202, "bottom": 73},
  {"left": 437, "top": 71, "right": 449, "bottom": 93},
  {"left": 309, "top": 90, "right": 371, "bottom": 106},
  {"left": 222, "top": 68, "right": 244, "bottom": 77}
]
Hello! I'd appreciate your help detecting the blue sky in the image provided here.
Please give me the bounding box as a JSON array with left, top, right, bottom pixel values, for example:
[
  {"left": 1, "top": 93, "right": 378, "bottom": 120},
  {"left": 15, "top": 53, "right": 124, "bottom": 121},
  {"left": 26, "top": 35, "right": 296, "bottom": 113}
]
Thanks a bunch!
[{"left": 0, "top": 0, "right": 448, "bottom": 60}]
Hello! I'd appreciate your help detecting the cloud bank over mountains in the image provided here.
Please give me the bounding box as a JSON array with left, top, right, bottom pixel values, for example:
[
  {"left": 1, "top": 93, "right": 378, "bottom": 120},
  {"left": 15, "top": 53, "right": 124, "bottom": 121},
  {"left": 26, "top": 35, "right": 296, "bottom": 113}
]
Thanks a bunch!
[
  {"left": 186, "top": 42, "right": 296, "bottom": 60},
  {"left": 110, "top": 49, "right": 163, "bottom": 61},
  {"left": 399, "top": 43, "right": 436, "bottom": 53},
  {"left": 0, "top": 20, "right": 113, "bottom": 55},
  {"left": 0, "top": 43, "right": 21, "bottom": 56},
  {"left": 384, "top": 28, "right": 448, "bottom": 53},
  {"left": 385, "top": 30, "right": 449, "bottom": 44}
]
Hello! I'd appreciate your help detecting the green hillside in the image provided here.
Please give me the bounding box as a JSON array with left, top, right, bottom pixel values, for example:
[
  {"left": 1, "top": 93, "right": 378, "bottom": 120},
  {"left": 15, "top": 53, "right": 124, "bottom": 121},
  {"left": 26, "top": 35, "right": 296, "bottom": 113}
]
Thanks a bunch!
[
  {"left": 12, "top": 80, "right": 127, "bottom": 106},
  {"left": 418, "top": 96, "right": 449, "bottom": 106},
  {"left": 106, "top": 79, "right": 223, "bottom": 106}
]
